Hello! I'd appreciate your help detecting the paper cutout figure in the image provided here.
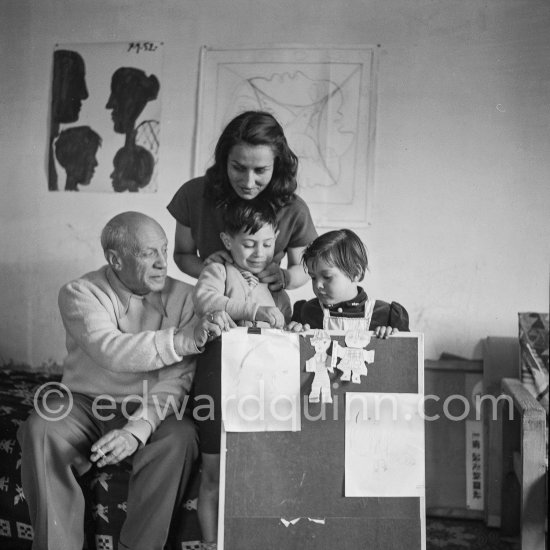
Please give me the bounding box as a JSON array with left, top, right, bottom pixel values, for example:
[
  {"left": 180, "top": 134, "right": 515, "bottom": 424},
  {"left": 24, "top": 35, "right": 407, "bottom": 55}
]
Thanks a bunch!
[
  {"left": 305, "top": 330, "right": 334, "bottom": 403},
  {"left": 332, "top": 328, "right": 375, "bottom": 383}
]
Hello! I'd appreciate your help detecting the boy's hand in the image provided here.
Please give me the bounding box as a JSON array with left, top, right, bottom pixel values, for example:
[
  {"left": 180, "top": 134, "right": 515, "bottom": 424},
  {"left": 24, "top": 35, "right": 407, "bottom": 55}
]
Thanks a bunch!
[
  {"left": 255, "top": 306, "right": 285, "bottom": 329},
  {"left": 284, "top": 321, "right": 310, "bottom": 332},
  {"left": 374, "top": 326, "right": 398, "bottom": 339}
]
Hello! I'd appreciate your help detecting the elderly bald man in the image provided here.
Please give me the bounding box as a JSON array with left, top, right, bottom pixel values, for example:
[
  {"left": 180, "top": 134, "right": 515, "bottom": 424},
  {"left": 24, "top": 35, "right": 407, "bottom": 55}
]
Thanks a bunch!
[{"left": 18, "top": 211, "right": 235, "bottom": 550}]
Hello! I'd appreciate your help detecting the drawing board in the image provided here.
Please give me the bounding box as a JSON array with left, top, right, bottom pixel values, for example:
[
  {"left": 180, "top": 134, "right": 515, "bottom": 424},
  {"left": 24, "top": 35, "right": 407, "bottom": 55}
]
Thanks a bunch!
[{"left": 219, "top": 330, "right": 425, "bottom": 550}]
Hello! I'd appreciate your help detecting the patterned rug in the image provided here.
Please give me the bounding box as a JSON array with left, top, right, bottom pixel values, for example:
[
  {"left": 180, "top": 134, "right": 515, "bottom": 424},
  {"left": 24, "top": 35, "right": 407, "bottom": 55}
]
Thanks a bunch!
[{"left": 427, "top": 518, "right": 520, "bottom": 550}]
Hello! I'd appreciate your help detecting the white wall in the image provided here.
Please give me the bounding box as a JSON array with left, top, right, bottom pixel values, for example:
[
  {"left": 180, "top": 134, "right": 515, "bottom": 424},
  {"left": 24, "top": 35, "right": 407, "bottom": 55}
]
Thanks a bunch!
[{"left": 1, "top": 0, "right": 549, "bottom": 366}]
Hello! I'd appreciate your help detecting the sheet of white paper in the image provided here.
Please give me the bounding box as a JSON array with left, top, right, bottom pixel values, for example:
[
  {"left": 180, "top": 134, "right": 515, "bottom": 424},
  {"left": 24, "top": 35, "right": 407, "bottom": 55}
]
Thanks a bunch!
[
  {"left": 345, "top": 393, "right": 425, "bottom": 497},
  {"left": 221, "top": 328, "right": 301, "bottom": 432}
]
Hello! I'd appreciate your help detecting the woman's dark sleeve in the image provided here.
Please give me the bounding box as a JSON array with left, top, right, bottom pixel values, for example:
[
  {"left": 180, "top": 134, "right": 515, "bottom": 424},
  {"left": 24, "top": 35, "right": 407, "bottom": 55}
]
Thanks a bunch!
[{"left": 167, "top": 181, "right": 191, "bottom": 227}]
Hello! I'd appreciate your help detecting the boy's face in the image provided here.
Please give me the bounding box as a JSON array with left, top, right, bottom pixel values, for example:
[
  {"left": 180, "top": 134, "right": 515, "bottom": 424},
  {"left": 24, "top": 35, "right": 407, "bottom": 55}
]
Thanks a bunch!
[
  {"left": 306, "top": 257, "right": 358, "bottom": 306},
  {"left": 221, "top": 224, "right": 278, "bottom": 275}
]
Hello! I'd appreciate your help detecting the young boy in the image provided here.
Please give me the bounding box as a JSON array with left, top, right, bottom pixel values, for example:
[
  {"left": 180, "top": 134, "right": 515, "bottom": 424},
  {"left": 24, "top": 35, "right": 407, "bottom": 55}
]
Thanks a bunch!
[
  {"left": 193, "top": 200, "right": 291, "bottom": 327},
  {"left": 191, "top": 200, "right": 292, "bottom": 550}
]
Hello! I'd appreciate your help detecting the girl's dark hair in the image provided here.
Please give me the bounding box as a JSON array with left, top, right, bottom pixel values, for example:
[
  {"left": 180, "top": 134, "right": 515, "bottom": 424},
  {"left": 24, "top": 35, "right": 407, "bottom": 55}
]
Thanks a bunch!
[
  {"left": 222, "top": 199, "right": 278, "bottom": 236},
  {"left": 205, "top": 111, "right": 298, "bottom": 209},
  {"left": 302, "top": 229, "right": 369, "bottom": 281}
]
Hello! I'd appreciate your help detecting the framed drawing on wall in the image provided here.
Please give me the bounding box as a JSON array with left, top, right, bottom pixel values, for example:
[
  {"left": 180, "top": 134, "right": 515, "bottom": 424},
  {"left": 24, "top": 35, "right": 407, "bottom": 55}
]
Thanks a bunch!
[{"left": 195, "top": 45, "right": 379, "bottom": 227}]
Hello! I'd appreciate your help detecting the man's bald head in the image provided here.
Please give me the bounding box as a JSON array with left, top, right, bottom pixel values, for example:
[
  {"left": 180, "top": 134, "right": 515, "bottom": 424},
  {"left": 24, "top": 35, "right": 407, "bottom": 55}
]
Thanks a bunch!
[
  {"left": 101, "top": 212, "right": 169, "bottom": 295},
  {"left": 101, "top": 211, "right": 165, "bottom": 256}
]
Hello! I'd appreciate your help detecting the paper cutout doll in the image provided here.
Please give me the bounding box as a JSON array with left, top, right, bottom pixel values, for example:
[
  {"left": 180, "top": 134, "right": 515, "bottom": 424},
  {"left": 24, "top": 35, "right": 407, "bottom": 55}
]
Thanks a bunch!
[
  {"left": 305, "top": 330, "right": 334, "bottom": 403},
  {"left": 332, "top": 328, "right": 375, "bottom": 383}
]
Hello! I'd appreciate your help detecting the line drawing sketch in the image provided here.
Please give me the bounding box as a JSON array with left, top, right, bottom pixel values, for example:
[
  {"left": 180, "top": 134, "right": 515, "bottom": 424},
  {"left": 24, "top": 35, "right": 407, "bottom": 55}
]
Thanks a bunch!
[
  {"left": 221, "top": 68, "right": 357, "bottom": 189},
  {"left": 196, "top": 46, "right": 378, "bottom": 227},
  {"left": 345, "top": 393, "right": 425, "bottom": 497},
  {"left": 221, "top": 329, "right": 301, "bottom": 432}
]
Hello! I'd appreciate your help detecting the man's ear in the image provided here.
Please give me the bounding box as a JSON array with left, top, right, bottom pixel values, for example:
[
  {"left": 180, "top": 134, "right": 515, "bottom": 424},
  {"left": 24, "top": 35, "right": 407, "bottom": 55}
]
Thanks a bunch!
[
  {"left": 105, "top": 249, "right": 123, "bottom": 271},
  {"left": 220, "top": 232, "right": 232, "bottom": 251}
]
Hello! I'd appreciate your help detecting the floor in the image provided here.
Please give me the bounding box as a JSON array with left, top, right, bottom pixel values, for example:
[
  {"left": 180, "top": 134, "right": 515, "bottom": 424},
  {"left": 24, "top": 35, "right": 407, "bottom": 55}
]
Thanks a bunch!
[
  {"left": 426, "top": 517, "right": 520, "bottom": 550},
  {"left": 1, "top": 518, "right": 525, "bottom": 550}
]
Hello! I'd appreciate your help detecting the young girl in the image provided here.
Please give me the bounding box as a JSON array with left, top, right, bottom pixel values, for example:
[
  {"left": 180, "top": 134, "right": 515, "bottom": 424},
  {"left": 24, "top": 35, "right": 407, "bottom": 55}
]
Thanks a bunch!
[{"left": 293, "top": 229, "right": 409, "bottom": 336}]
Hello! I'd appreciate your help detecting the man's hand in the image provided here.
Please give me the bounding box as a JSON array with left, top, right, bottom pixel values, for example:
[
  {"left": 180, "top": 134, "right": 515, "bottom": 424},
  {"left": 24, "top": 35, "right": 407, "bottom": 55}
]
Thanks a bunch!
[
  {"left": 193, "top": 310, "right": 236, "bottom": 348},
  {"left": 90, "top": 429, "right": 139, "bottom": 467},
  {"left": 255, "top": 306, "right": 285, "bottom": 328}
]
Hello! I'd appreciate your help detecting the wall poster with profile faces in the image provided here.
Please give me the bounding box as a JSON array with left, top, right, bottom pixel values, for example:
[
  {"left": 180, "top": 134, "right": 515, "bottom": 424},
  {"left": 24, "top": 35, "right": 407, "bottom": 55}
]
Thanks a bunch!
[
  {"left": 195, "top": 45, "right": 379, "bottom": 227},
  {"left": 48, "top": 41, "right": 163, "bottom": 193}
]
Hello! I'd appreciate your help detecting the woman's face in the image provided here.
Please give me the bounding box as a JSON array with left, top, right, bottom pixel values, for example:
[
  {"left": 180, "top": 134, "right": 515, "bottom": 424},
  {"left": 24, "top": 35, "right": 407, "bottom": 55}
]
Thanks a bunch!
[{"left": 227, "top": 143, "right": 274, "bottom": 200}]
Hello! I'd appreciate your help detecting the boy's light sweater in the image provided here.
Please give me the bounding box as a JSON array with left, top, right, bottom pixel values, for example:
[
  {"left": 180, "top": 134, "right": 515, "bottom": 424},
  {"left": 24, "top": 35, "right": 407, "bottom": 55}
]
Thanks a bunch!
[{"left": 193, "top": 262, "right": 292, "bottom": 326}]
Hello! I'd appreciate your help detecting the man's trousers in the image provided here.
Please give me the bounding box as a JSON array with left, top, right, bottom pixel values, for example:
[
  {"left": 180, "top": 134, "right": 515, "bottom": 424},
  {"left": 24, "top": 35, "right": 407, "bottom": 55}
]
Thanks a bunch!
[{"left": 18, "top": 392, "right": 198, "bottom": 550}]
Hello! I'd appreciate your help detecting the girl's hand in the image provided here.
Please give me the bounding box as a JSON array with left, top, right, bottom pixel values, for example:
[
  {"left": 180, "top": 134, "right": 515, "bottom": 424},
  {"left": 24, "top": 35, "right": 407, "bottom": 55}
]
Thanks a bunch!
[
  {"left": 374, "top": 326, "right": 399, "bottom": 339},
  {"left": 284, "top": 321, "right": 310, "bottom": 333},
  {"left": 203, "top": 249, "right": 234, "bottom": 268},
  {"left": 258, "top": 262, "right": 286, "bottom": 292},
  {"left": 255, "top": 306, "right": 285, "bottom": 329}
]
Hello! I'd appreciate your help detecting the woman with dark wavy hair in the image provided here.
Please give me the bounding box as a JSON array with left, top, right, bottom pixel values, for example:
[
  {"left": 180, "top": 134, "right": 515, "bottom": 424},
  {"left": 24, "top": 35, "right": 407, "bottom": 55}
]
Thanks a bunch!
[{"left": 167, "top": 110, "right": 317, "bottom": 292}]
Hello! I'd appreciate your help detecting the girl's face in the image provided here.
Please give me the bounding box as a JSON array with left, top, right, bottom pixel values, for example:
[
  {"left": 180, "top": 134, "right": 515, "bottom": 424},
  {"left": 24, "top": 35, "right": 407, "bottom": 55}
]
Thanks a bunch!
[
  {"left": 306, "top": 257, "right": 358, "bottom": 306},
  {"left": 227, "top": 143, "right": 274, "bottom": 200}
]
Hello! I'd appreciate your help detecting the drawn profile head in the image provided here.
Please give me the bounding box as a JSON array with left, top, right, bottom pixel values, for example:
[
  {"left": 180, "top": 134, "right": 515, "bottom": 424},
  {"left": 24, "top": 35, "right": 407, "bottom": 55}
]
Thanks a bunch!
[
  {"left": 54, "top": 126, "right": 101, "bottom": 191},
  {"left": 106, "top": 67, "right": 160, "bottom": 134},
  {"left": 110, "top": 145, "right": 154, "bottom": 192},
  {"left": 51, "top": 50, "right": 89, "bottom": 124}
]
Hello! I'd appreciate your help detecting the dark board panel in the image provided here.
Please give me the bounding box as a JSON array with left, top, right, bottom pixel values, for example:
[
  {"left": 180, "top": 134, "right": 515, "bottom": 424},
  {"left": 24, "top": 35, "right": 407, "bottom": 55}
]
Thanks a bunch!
[{"left": 221, "top": 333, "right": 424, "bottom": 550}]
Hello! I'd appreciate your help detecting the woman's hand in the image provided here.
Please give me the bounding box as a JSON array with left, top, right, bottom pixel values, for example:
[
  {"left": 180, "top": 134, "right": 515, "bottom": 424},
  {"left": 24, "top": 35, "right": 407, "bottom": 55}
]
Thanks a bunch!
[
  {"left": 255, "top": 306, "right": 285, "bottom": 329},
  {"left": 374, "top": 326, "right": 399, "bottom": 339},
  {"left": 258, "top": 262, "right": 287, "bottom": 292},
  {"left": 203, "top": 249, "right": 234, "bottom": 268}
]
